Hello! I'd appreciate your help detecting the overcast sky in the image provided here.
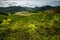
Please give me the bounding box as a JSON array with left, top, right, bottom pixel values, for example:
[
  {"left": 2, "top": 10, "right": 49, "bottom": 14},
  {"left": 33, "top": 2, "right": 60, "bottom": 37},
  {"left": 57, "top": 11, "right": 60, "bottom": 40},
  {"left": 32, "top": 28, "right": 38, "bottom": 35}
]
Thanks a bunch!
[{"left": 0, "top": 0, "right": 60, "bottom": 7}]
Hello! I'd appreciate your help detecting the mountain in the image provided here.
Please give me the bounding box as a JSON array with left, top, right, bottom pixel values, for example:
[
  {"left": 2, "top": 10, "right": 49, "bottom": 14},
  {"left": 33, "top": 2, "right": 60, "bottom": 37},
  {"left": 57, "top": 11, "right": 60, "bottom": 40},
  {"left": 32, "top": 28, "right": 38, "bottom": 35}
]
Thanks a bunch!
[
  {"left": 0, "top": 6, "right": 28, "bottom": 13},
  {"left": 33, "top": 5, "right": 53, "bottom": 11},
  {"left": 0, "top": 5, "right": 60, "bottom": 13}
]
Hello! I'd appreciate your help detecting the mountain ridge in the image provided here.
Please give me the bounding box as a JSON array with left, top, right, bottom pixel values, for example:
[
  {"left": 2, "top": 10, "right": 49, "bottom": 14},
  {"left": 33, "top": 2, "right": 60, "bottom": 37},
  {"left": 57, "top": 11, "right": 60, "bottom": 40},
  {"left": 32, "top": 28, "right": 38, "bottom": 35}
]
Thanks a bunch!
[{"left": 0, "top": 5, "right": 60, "bottom": 13}]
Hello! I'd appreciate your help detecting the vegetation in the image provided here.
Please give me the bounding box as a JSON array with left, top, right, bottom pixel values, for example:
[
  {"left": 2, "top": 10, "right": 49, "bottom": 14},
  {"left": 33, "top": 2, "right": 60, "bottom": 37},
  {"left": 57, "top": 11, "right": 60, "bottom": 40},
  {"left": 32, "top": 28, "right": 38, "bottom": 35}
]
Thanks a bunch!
[{"left": 0, "top": 11, "right": 60, "bottom": 40}]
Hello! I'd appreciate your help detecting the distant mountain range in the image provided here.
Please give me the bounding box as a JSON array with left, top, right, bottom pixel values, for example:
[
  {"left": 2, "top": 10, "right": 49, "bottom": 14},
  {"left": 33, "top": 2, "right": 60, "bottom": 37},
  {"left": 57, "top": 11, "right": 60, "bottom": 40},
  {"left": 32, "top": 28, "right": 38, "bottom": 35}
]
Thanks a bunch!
[{"left": 0, "top": 5, "right": 60, "bottom": 13}]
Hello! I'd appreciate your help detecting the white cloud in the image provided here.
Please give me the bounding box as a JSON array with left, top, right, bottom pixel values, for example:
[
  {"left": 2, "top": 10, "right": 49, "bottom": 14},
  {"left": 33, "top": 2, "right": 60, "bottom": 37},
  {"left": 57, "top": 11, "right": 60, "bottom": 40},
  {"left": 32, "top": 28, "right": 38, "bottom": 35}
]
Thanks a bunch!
[
  {"left": 0, "top": 0, "right": 60, "bottom": 7},
  {"left": 0, "top": 1, "right": 45, "bottom": 7}
]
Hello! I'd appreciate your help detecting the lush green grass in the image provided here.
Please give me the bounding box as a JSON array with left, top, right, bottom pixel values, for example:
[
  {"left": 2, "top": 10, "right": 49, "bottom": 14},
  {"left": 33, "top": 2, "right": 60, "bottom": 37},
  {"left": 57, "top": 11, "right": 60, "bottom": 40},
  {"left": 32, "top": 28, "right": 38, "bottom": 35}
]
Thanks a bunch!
[{"left": 0, "top": 11, "right": 60, "bottom": 40}]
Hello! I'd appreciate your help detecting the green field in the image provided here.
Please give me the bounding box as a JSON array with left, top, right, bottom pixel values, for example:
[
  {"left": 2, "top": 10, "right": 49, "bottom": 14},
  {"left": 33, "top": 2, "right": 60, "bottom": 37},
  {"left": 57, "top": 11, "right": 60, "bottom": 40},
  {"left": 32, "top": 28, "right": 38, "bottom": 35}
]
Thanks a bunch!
[{"left": 0, "top": 11, "right": 60, "bottom": 40}]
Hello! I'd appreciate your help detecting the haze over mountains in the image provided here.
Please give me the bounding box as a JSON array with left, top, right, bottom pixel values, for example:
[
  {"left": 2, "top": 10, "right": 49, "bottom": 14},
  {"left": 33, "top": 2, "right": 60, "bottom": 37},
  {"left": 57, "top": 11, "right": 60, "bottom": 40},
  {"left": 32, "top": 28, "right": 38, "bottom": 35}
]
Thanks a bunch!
[
  {"left": 0, "top": 0, "right": 60, "bottom": 13},
  {"left": 0, "top": 5, "right": 60, "bottom": 13}
]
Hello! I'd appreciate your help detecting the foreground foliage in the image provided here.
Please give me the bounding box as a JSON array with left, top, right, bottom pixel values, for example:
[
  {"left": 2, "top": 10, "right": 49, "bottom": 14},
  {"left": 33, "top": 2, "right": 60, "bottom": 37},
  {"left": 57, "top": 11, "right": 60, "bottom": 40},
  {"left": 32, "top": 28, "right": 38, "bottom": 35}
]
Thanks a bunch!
[{"left": 0, "top": 11, "right": 60, "bottom": 40}]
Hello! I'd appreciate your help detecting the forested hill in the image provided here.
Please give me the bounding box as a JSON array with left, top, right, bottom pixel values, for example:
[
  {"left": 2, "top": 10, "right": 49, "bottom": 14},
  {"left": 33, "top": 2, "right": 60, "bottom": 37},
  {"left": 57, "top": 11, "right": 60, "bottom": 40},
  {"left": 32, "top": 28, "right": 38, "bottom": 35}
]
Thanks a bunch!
[{"left": 0, "top": 5, "right": 60, "bottom": 13}]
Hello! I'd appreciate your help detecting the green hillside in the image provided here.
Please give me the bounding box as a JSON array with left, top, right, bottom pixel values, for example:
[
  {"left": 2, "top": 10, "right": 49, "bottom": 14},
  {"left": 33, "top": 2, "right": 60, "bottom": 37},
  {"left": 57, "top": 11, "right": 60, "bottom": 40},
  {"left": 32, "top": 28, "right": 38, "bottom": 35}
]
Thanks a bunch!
[{"left": 0, "top": 11, "right": 60, "bottom": 40}]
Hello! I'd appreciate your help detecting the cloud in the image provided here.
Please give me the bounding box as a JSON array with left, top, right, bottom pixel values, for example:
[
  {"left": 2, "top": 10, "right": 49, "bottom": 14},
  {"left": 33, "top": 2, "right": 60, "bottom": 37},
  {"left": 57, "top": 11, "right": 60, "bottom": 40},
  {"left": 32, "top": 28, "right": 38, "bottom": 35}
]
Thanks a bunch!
[
  {"left": 0, "top": 0, "right": 60, "bottom": 7},
  {"left": 0, "top": 1, "right": 45, "bottom": 7}
]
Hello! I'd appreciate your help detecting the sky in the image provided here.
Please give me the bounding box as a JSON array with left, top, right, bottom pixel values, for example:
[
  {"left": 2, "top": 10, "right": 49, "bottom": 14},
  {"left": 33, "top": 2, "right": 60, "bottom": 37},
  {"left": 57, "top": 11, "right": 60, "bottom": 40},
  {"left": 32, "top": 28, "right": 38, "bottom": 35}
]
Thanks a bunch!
[{"left": 0, "top": 0, "right": 60, "bottom": 7}]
